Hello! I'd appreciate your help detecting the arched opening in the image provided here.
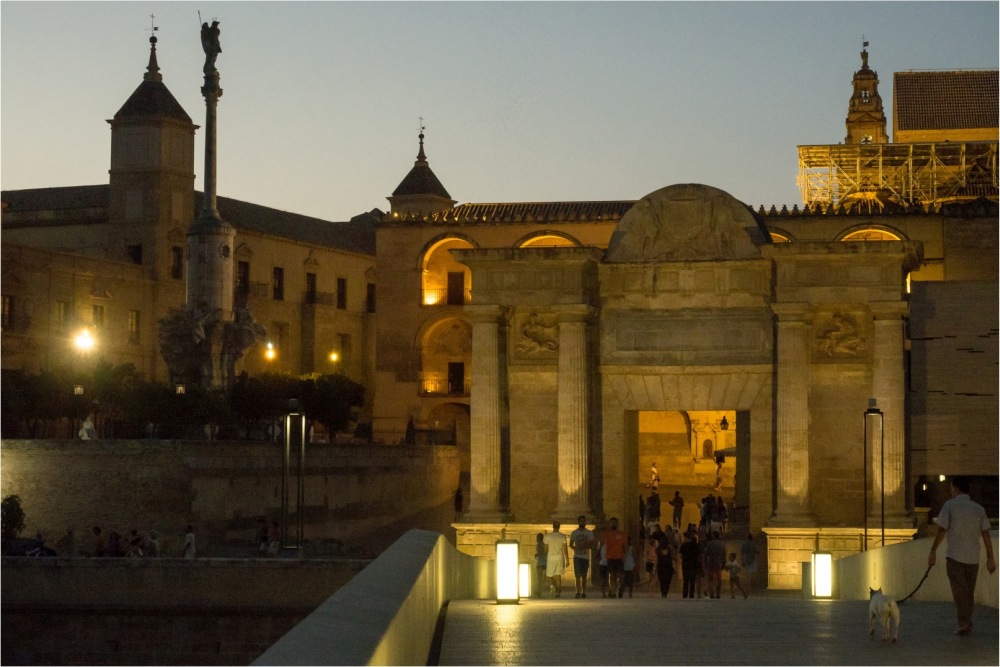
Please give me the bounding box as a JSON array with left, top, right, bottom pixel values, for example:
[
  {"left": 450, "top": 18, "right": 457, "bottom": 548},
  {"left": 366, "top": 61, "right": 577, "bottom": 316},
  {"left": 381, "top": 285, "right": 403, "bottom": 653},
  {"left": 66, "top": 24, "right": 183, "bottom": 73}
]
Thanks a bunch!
[
  {"left": 769, "top": 231, "right": 792, "bottom": 243},
  {"left": 420, "top": 317, "right": 472, "bottom": 396},
  {"left": 840, "top": 228, "right": 903, "bottom": 242},
  {"left": 517, "top": 232, "right": 579, "bottom": 248},
  {"left": 421, "top": 237, "right": 474, "bottom": 306},
  {"left": 637, "top": 409, "right": 738, "bottom": 534}
]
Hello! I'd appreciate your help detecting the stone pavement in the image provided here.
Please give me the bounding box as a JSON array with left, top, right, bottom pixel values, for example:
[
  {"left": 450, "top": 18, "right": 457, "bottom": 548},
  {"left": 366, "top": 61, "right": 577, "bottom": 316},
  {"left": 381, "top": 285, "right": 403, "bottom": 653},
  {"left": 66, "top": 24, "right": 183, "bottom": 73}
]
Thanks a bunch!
[{"left": 435, "top": 591, "right": 998, "bottom": 665}]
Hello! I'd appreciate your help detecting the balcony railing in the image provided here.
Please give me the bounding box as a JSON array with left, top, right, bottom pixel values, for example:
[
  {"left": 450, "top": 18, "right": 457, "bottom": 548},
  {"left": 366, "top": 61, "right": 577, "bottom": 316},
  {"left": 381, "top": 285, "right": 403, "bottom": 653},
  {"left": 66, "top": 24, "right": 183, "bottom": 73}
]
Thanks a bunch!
[
  {"left": 421, "top": 288, "right": 472, "bottom": 307},
  {"left": 419, "top": 374, "right": 471, "bottom": 397}
]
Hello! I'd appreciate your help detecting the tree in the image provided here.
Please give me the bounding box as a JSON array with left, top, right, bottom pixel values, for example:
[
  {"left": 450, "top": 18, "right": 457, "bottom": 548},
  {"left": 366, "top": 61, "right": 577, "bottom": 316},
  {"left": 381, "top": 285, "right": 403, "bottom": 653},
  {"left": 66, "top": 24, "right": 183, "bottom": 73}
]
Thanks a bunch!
[
  {"left": 299, "top": 374, "right": 365, "bottom": 435},
  {"left": 1, "top": 495, "right": 26, "bottom": 539}
]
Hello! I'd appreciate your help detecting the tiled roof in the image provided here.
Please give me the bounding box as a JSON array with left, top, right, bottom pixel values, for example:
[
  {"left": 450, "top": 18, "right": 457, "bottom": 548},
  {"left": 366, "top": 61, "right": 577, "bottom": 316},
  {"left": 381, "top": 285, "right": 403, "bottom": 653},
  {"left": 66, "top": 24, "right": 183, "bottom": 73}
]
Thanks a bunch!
[
  {"left": 1, "top": 185, "right": 375, "bottom": 256},
  {"left": 211, "top": 195, "right": 377, "bottom": 256},
  {"left": 113, "top": 79, "right": 192, "bottom": 123},
  {"left": 391, "top": 162, "right": 451, "bottom": 199},
  {"left": 894, "top": 70, "right": 998, "bottom": 131},
  {"left": 1, "top": 185, "right": 109, "bottom": 213},
  {"left": 387, "top": 200, "right": 635, "bottom": 224}
]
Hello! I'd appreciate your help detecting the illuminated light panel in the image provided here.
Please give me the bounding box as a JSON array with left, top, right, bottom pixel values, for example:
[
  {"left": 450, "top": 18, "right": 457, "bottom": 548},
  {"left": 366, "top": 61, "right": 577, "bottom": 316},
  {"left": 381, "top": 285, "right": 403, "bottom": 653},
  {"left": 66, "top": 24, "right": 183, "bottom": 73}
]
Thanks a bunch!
[
  {"left": 519, "top": 563, "right": 532, "bottom": 599},
  {"left": 495, "top": 540, "right": 520, "bottom": 604},
  {"left": 811, "top": 552, "right": 833, "bottom": 598}
]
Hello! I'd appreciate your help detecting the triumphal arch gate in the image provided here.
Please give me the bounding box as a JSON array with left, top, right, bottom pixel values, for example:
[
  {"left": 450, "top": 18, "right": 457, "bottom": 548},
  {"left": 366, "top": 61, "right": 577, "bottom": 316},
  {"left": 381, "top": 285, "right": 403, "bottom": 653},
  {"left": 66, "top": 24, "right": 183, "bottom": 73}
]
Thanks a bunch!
[{"left": 452, "top": 184, "right": 920, "bottom": 588}]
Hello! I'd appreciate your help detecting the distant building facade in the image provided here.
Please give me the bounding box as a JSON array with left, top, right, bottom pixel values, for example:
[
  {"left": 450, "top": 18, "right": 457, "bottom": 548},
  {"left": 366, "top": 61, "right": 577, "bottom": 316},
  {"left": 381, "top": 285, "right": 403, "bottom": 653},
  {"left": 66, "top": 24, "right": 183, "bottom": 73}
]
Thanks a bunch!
[{"left": 2, "top": 38, "right": 377, "bottom": 417}]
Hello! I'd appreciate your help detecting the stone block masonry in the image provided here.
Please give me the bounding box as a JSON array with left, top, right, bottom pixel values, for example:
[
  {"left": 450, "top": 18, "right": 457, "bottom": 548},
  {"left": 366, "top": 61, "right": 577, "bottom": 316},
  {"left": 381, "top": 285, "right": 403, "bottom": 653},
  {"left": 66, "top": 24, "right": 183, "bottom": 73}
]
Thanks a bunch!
[{"left": 0, "top": 440, "right": 459, "bottom": 555}]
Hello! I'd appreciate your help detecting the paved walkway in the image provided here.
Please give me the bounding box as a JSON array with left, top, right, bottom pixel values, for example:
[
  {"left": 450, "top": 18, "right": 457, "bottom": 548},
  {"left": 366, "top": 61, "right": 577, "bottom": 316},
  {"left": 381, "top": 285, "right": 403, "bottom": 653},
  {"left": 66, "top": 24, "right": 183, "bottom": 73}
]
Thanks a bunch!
[{"left": 435, "top": 592, "right": 998, "bottom": 665}]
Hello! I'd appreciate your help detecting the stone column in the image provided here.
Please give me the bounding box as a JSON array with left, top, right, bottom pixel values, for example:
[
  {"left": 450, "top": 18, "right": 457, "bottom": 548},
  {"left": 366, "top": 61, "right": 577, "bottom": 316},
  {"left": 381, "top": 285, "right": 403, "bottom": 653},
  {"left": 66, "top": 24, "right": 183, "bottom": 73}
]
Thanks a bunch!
[
  {"left": 186, "top": 40, "right": 234, "bottom": 388},
  {"left": 870, "top": 302, "right": 910, "bottom": 525},
  {"left": 463, "top": 305, "right": 510, "bottom": 521},
  {"left": 554, "top": 305, "right": 593, "bottom": 520},
  {"left": 769, "top": 303, "right": 815, "bottom": 526}
]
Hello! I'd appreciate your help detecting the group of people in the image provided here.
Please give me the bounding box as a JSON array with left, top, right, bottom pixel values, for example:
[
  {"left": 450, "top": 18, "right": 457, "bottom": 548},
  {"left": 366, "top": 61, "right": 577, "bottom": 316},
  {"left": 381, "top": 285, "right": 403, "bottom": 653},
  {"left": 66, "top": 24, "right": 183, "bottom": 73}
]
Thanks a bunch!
[
  {"left": 53, "top": 524, "right": 197, "bottom": 559},
  {"left": 533, "top": 514, "right": 759, "bottom": 601},
  {"left": 256, "top": 518, "right": 282, "bottom": 556}
]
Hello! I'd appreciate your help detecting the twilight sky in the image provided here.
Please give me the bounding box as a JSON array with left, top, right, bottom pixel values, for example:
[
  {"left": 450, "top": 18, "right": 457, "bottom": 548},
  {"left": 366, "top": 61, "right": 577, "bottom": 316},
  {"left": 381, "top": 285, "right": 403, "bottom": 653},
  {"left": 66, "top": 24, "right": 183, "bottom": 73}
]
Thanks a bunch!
[{"left": 2, "top": 1, "right": 997, "bottom": 221}]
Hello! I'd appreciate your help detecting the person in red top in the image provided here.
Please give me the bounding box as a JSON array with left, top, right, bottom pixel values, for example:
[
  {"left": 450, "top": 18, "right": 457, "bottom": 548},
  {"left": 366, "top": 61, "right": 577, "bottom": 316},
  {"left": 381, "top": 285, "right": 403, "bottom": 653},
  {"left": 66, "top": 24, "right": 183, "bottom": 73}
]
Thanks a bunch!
[{"left": 601, "top": 517, "right": 629, "bottom": 598}]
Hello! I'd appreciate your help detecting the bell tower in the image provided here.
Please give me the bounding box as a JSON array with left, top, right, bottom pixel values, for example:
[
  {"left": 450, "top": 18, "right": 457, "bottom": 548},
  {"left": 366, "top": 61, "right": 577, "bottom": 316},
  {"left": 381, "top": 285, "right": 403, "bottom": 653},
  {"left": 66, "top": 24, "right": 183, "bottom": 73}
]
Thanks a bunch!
[
  {"left": 845, "top": 42, "right": 888, "bottom": 145},
  {"left": 107, "top": 31, "right": 196, "bottom": 279}
]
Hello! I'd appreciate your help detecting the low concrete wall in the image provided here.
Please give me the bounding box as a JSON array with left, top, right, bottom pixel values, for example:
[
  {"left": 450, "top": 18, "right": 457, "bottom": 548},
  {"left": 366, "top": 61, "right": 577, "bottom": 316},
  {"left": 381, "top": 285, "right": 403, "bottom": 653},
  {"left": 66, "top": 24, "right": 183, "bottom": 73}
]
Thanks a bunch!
[
  {"left": 254, "top": 529, "right": 493, "bottom": 666},
  {"left": 836, "top": 531, "right": 998, "bottom": 608}
]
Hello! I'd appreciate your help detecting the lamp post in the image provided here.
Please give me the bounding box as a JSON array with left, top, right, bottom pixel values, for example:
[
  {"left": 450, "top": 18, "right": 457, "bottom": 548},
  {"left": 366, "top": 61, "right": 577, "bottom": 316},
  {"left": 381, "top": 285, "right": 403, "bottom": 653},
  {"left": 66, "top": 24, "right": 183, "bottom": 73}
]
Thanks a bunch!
[
  {"left": 281, "top": 399, "right": 306, "bottom": 551},
  {"left": 863, "top": 398, "right": 884, "bottom": 551}
]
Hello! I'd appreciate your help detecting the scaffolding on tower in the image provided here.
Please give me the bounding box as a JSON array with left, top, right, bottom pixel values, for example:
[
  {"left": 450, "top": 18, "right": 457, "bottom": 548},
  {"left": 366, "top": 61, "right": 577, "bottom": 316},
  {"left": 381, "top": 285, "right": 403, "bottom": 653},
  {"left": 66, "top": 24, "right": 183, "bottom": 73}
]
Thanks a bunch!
[{"left": 797, "top": 141, "right": 998, "bottom": 211}]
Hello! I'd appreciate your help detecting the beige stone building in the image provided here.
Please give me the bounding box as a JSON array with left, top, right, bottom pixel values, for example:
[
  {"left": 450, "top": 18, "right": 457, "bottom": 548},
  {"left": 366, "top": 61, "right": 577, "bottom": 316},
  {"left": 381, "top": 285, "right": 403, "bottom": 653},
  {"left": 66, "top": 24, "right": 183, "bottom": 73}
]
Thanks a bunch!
[
  {"left": 2, "top": 38, "right": 377, "bottom": 408},
  {"left": 371, "top": 49, "right": 997, "bottom": 588},
  {"left": 2, "top": 42, "right": 996, "bottom": 588}
]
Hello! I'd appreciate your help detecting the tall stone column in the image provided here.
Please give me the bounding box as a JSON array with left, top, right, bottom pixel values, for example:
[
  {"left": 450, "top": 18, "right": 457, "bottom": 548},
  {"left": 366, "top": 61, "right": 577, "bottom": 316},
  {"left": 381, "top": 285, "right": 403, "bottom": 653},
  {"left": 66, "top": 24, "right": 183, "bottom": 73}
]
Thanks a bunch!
[
  {"left": 186, "top": 21, "right": 235, "bottom": 388},
  {"left": 870, "top": 302, "right": 910, "bottom": 525},
  {"left": 770, "top": 303, "right": 815, "bottom": 525},
  {"left": 463, "top": 305, "right": 510, "bottom": 521},
  {"left": 554, "top": 306, "right": 593, "bottom": 520}
]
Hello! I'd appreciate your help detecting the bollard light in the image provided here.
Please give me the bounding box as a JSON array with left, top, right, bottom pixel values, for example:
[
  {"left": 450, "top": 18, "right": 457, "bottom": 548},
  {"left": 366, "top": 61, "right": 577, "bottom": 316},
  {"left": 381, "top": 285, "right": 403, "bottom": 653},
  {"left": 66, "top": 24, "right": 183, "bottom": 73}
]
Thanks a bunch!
[
  {"left": 811, "top": 551, "right": 833, "bottom": 598},
  {"left": 495, "top": 540, "right": 520, "bottom": 604},
  {"left": 519, "top": 562, "right": 532, "bottom": 599}
]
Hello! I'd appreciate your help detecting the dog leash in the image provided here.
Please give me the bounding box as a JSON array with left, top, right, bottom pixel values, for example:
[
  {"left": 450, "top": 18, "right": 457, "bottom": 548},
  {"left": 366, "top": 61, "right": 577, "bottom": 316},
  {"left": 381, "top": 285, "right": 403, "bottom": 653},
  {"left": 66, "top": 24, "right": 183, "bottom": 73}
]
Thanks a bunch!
[{"left": 897, "top": 564, "right": 932, "bottom": 604}]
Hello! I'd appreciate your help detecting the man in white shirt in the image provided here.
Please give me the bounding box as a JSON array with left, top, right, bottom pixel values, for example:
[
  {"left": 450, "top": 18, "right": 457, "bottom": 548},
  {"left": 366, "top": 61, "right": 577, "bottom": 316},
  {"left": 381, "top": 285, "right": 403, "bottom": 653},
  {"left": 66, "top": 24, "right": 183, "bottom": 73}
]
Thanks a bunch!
[
  {"left": 928, "top": 476, "right": 996, "bottom": 635},
  {"left": 543, "top": 521, "right": 568, "bottom": 598}
]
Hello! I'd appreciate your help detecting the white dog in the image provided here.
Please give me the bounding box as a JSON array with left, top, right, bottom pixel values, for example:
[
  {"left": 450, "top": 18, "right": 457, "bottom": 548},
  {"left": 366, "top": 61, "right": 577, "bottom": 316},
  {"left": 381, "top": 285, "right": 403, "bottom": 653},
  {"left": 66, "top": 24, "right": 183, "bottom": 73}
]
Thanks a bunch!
[{"left": 868, "top": 587, "right": 900, "bottom": 643}]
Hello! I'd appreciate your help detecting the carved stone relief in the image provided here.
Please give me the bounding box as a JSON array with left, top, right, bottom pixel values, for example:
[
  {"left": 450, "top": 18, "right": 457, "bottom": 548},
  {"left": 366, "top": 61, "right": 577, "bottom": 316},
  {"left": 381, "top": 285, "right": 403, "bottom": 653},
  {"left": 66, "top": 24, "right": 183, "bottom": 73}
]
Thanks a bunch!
[
  {"left": 514, "top": 311, "right": 559, "bottom": 358},
  {"left": 812, "top": 310, "right": 868, "bottom": 361}
]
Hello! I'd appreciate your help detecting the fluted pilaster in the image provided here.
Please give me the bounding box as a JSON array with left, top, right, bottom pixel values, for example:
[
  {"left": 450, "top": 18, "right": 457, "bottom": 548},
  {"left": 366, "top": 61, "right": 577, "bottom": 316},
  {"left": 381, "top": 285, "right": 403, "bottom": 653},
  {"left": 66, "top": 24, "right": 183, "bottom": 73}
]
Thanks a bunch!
[
  {"left": 464, "top": 305, "right": 510, "bottom": 521},
  {"left": 770, "top": 303, "right": 815, "bottom": 526},
  {"left": 870, "top": 302, "right": 910, "bottom": 524},
  {"left": 554, "top": 306, "right": 593, "bottom": 520}
]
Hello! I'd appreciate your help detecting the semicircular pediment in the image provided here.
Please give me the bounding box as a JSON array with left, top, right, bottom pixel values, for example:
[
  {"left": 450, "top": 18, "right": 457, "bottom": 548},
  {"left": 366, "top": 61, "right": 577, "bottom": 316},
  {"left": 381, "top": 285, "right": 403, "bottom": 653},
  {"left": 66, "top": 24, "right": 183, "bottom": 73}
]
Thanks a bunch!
[{"left": 605, "top": 183, "right": 770, "bottom": 262}]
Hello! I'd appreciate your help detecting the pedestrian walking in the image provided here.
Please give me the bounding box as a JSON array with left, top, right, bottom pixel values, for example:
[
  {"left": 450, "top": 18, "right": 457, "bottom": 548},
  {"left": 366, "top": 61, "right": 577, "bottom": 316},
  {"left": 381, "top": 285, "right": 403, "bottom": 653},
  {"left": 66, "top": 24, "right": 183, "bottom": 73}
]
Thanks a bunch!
[
  {"left": 725, "top": 552, "right": 748, "bottom": 599},
  {"left": 534, "top": 532, "right": 547, "bottom": 598},
  {"left": 601, "top": 517, "right": 629, "bottom": 598},
  {"left": 740, "top": 532, "right": 758, "bottom": 590},
  {"left": 679, "top": 530, "right": 699, "bottom": 599},
  {"left": 928, "top": 476, "right": 996, "bottom": 635},
  {"left": 183, "top": 524, "right": 196, "bottom": 559},
  {"left": 569, "top": 515, "right": 595, "bottom": 598},
  {"left": 543, "top": 521, "right": 568, "bottom": 598},
  {"left": 668, "top": 491, "right": 684, "bottom": 529}
]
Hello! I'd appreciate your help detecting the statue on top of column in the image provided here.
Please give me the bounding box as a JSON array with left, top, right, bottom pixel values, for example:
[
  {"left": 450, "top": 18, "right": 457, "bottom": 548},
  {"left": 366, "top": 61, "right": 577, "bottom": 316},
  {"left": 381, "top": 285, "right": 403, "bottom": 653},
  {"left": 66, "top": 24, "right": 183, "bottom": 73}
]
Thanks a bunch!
[{"left": 200, "top": 20, "right": 221, "bottom": 74}]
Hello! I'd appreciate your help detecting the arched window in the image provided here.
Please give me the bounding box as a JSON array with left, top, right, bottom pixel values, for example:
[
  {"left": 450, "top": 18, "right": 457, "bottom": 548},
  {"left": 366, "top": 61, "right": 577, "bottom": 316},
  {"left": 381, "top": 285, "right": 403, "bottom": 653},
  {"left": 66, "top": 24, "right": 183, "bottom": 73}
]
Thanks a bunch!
[
  {"left": 421, "top": 237, "right": 474, "bottom": 306},
  {"left": 420, "top": 317, "right": 472, "bottom": 396},
  {"left": 840, "top": 228, "right": 903, "bottom": 242}
]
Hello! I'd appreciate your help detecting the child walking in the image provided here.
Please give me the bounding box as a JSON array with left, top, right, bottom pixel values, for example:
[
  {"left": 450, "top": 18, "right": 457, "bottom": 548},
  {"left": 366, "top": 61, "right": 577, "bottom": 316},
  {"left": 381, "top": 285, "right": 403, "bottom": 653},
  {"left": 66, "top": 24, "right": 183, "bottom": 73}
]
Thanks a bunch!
[{"left": 725, "top": 552, "right": 748, "bottom": 599}]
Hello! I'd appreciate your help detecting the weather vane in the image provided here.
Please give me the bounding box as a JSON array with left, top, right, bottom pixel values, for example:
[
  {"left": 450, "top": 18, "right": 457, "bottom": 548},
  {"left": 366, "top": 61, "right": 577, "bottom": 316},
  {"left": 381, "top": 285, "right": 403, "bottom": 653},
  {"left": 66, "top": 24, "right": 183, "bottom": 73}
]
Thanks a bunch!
[
  {"left": 418, "top": 116, "right": 425, "bottom": 134},
  {"left": 147, "top": 13, "right": 158, "bottom": 35},
  {"left": 863, "top": 35, "right": 869, "bottom": 48}
]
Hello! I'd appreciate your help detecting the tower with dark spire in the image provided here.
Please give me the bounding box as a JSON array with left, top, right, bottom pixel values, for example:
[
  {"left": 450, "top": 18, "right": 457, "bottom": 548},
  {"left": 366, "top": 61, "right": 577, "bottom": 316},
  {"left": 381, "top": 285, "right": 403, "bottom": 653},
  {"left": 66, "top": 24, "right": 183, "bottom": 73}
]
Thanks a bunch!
[
  {"left": 844, "top": 41, "right": 888, "bottom": 145},
  {"left": 387, "top": 127, "right": 456, "bottom": 217},
  {"left": 107, "top": 30, "right": 196, "bottom": 280}
]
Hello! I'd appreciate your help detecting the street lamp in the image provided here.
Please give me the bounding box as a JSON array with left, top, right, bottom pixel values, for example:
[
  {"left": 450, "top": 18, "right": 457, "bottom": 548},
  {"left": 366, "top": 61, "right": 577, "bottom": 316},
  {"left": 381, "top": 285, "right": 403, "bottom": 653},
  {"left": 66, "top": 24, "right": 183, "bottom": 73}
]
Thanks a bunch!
[
  {"left": 863, "top": 398, "right": 884, "bottom": 551},
  {"left": 265, "top": 341, "right": 276, "bottom": 361},
  {"left": 281, "top": 399, "right": 306, "bottom": 551},
  {"left": 73, "top": 328, "right": 95, "bottom": 352}
]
